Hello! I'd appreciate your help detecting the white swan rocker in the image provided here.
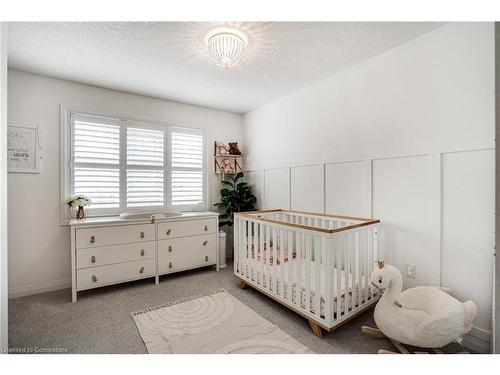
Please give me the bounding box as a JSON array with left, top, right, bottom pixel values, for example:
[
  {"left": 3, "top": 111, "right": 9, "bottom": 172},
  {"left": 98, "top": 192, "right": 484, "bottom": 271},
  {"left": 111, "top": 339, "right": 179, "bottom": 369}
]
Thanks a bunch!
[{"left": 362, "top": 261, "right": 477, "bottom": 354}]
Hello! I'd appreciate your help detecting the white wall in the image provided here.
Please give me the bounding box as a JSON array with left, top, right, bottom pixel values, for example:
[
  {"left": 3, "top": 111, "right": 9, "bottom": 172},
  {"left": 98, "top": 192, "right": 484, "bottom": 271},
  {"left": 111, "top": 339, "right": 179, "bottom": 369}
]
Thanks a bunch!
[
  {"left": 243, "top": 23, "right": 495, "bottom": 352},
  {"left": 7, "top": 69, "right": 242, "bottom": 298},
  {"left": 0, "top": 23, "right": 8, "bottom": 351}
]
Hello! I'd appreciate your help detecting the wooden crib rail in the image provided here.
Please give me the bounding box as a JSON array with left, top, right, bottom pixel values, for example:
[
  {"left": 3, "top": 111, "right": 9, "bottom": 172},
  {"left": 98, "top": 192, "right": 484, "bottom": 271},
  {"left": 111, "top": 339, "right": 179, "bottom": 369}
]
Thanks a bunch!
[{"left": 235, "top": 209, "right": 380, "bottom": 235}]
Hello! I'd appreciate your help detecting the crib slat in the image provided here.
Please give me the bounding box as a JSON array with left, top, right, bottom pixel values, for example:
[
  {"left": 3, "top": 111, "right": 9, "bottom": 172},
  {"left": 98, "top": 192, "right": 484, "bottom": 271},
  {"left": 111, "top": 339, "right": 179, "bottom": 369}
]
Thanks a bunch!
[
  {"left": 257, "top": 223, "right": 262, "bottom": 285},
  {"left": 254, "top": 222, "right": 258, "bottom": 284},
  {"left": 297, "top": 226, "right": 304, "bottom": 309},
  {"left": 372, "top": 227, "right": 378, "bottom": 299},
  {"left": 345, "top": 233, "right": 352, "bottom": 314},
  {"left": 287, "top": 228, "right": 293, "bottom": 303},
  {"left": 243, "top": 220, "right": 248, "bottom": 279},
  {"left": 234, "top": 218, "right": 238, "bottom": 274},
  {"left": 252, "top": 222, "right": 256, "bottom": 283},
  {"left": 357, "top": 230, "right": 363, "bottom": 304},
  {"left": 340, "top": 234, "right": 346, "bottom": 317},
  {"left": 241, "top": 219, "right": 246, "bottom": 277},
  {"left": 294, "top": 229, "right": 305, "bottom": 306},
  {"left": 272, "top": 226, "right": 278, "bottom": 294},
  {"left": 335, "top": 235, "right": 342, "bottom": 321},
  {"left": 264, "top": 224, "right": 270, "bottom": 289},
  {"left": 323, "top": 237, "right": 332, "bottom": 323},
  {"left": 291, "top": 216, "right": 297, "bottom": 304},
  {"left": 304, "top": 234, "right": 311, "bottom": 313},
  {"left": 365, "top": 230, "right": 375, "bottom": 299},
  {"left": 279, "top": 228, "right": 285, "bottom": 298},
  {"left": 363, "top": 230, "right": 368, "bottom": 303},
  {"left": 247, "top": 221, "right": 251, "bottom": 280},
  {"left": 314, "top": 236, "right": 321, "bottom": 318},
  {"left": 352, "top": 231, "right": 359, "bottom": 310}
]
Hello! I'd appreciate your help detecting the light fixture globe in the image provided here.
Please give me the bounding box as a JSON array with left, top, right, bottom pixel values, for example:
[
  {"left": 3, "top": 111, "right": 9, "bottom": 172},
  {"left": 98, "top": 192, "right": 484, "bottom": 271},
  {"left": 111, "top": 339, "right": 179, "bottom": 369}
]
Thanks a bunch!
[{"left": 205, "top": 27, "right": 248, "bottom": 70}]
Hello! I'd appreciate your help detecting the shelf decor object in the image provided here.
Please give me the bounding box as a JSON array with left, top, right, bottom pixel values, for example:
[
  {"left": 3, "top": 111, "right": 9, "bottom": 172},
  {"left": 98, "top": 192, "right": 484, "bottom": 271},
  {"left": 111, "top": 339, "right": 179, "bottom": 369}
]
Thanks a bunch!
[{"left": 214, "top": 141, "right": 243, "bottom": 177}]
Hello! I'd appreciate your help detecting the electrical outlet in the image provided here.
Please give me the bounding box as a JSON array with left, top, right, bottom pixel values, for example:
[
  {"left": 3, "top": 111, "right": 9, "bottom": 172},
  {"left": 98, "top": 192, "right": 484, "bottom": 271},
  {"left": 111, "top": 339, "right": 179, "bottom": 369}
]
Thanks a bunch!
[{"left": 406, "top": 264, "right": 416, "bottom": 278}]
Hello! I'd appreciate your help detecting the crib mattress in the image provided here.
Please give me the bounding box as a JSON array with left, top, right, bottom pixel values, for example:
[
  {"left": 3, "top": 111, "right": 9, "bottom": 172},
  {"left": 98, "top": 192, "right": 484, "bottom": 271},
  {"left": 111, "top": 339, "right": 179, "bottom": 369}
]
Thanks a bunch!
[{"left": 240, "top": 259, "right": 375, "bottom": 317}]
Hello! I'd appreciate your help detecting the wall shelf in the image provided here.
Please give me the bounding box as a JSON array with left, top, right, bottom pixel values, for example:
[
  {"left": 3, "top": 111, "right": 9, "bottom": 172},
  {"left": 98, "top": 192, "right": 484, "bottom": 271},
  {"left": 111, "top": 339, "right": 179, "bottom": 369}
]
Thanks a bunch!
[{"left": 213, "top": 141, "right": 243, "bottom": 178}]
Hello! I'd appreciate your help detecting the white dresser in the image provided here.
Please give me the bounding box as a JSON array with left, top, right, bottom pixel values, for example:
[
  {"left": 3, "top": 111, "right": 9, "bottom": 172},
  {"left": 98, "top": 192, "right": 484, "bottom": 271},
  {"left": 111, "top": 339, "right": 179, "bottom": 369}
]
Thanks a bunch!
[{"left": 69, "top": 212, "right": 219, "bottom": 302}]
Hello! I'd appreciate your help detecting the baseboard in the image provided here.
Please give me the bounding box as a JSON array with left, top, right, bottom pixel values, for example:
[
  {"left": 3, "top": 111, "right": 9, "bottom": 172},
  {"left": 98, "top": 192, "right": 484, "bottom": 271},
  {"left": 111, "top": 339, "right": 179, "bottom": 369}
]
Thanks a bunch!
[
  {"left": 8, "top": 278, "right": 71, "bottom": 299},
  {"left": 463, "top": 326, "right": 491, "bottom": 353}
]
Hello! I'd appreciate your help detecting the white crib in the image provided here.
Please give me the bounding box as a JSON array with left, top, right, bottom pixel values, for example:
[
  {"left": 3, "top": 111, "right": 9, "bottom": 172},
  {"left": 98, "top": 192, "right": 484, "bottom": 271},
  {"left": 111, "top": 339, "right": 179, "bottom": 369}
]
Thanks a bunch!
[{"left": 234, "top": 209, "right": 380, "bottom": 338}]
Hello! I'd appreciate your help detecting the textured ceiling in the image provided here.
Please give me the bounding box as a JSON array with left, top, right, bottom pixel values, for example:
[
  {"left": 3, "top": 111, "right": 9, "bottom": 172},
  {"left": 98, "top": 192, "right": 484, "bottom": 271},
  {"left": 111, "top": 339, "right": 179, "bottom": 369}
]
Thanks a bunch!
[{"left": 7, "top": 22, "right": 444, "bottom": 114}]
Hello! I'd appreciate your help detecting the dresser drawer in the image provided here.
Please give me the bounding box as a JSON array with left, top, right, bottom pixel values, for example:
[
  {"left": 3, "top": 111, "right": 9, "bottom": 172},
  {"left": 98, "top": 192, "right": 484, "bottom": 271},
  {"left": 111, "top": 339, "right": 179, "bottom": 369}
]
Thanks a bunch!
[
  {"left": 77, "top": 258, "right": 155, "bottom": 290},
  {"left": 158, "top": 234, "right": 216, "bottom": 257},
  {"left": 76, "top": 224, "right": 155, "bottom": 249},
  {"left": 77, "top": 241, "right": 155, "bottom": 269},
  {"left": 159, "top": 248, "right": 216, "bottom": 274},
  {"left": 158, "top": 219, "right": 217, "bottom": 239}
]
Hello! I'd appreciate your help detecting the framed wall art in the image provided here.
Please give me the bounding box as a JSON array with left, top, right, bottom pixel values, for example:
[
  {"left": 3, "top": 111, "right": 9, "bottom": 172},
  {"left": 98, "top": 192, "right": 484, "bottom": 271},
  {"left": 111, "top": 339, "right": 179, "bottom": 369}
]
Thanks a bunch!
[{"left": 7, "top": 124, "right": 42, "bottom": 173}]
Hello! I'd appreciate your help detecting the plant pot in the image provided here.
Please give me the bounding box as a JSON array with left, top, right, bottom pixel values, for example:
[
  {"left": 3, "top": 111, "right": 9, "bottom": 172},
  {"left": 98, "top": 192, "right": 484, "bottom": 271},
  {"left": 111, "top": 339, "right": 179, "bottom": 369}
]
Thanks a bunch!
[{"left": 225, "top": 226, "right": 234, "bottom": 260}]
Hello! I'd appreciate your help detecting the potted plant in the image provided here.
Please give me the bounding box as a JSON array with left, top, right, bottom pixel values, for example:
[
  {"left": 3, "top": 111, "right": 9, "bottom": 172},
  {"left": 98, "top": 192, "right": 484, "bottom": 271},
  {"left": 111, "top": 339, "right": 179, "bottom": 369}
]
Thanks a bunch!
[
  {"left": 66, "top": 194, "right": 91, "bottom": 219},
  {"left": 214, "top": 172, "right": 257, "bottom": 255}
]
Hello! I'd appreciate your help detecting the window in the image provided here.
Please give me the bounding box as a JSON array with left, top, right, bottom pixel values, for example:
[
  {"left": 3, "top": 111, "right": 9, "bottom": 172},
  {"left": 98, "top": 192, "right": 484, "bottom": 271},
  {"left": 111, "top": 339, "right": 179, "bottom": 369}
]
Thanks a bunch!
[
  {"left": 169, "top": 128, "right": 205, "bottom": 210},
  {"left": 71, "top": 114, "right": 121, "bottom": 210},
  {"left": 67, "top": 112, "right": 205, "bottom": 217},
  {"left": 126, "top": 124, "right": 165, "bottom": 208}
]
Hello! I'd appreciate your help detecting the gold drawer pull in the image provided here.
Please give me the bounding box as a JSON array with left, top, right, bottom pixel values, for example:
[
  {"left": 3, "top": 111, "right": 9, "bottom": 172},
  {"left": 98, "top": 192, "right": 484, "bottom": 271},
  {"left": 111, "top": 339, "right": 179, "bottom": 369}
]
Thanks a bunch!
[
  {"left": 204, "top": 225, "right": 208, "bottom": 231},
  {"left": 169, "top": 262, "right": 173, "bottom": 269},
  {"left": 140, "top": 249, "right": 145, "bottom": 256},
  {"left": 91, "top": 255, "right": 96, "bottom": 263},
  {"left": 168, "top": 245, "right": 172, "bottom": 253},
  {"left": 92, "top": 275, "right": 97, "bottom": 282},
  {"left": 140, "top": 266, "right": 144, "bottom": 274},
  {"left": 205, "top": 256, "right": 209, "bottom": 262},
  {"left": 166, "top": 229, "right": 171, "bottom": 235},
  {"left": 90, "top": 236, "right": 95, "bottom": 244},
  {"left": 203, "top": 240, "right": 208, "bottom": 246},
  {"left": 140, "top": 231, "right": 145, "bottom": 239}
]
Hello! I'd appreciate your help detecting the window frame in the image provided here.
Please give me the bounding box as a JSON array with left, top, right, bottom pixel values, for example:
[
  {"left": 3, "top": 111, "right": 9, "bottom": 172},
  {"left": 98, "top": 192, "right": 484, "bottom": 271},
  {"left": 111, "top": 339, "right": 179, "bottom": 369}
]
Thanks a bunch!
[{"left": 59, "top": 105, "right": 207, "bottom": 224}]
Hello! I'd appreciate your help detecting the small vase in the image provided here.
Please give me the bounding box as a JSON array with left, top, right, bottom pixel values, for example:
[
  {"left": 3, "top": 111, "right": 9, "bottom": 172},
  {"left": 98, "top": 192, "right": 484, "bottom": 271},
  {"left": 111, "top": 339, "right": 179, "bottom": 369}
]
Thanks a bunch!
[{"left": 76, "top": 205, "right": 86, "bottom": 219}]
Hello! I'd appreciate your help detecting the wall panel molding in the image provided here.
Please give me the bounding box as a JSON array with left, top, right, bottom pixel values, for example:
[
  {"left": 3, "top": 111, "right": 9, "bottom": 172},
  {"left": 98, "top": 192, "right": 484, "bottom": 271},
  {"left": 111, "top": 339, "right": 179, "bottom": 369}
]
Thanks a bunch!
[{"left": 246, "top": 146, "right": 495, "bottom": 344}]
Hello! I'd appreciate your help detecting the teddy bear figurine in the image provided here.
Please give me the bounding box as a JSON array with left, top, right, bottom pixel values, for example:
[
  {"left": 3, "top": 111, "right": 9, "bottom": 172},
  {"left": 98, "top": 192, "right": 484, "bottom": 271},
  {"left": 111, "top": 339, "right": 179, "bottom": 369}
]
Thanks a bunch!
[{"left": 228, "top": 142, "right": 241, "bottom": 155}]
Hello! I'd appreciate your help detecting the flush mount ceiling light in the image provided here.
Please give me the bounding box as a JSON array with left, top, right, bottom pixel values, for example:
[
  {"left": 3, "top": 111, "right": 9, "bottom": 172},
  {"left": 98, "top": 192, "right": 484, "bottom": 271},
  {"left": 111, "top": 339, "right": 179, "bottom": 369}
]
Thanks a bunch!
[{"left": 205, "top": 27, "right": 248, "bottom": 70}]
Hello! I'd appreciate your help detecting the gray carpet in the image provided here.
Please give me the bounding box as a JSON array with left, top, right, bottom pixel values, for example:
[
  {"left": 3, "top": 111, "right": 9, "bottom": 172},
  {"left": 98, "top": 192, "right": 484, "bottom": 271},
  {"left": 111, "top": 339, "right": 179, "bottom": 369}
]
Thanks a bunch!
[{"left": 8, "top": 264, "right": 466, "bottom": 354}]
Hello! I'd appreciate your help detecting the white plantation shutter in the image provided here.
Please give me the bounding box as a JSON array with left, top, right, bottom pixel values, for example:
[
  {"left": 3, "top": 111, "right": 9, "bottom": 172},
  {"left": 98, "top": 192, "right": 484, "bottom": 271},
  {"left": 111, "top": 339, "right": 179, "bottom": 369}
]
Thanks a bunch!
[
  {"left": 68, "top": 112, "right": 205, "bottom": 216},
  {"left": 170, "top": 128, "right": 205, "bottom": 208},
  {"left": 71, "top": 114, "right": 121, "bottom": 209},
  {"left": 127, "top": 126, "right": 165, "bottom": 207}
]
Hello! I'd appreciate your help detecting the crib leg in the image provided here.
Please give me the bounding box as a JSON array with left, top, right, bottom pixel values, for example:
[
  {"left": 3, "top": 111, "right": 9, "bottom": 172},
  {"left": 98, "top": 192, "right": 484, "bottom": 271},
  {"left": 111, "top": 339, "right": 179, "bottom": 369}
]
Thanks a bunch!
[
  {"left": 309, "top": 320, "right": 324, "bottom": 338},
  {"left": 239, "top": 280, "right": 248, "bottom": 289}
]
